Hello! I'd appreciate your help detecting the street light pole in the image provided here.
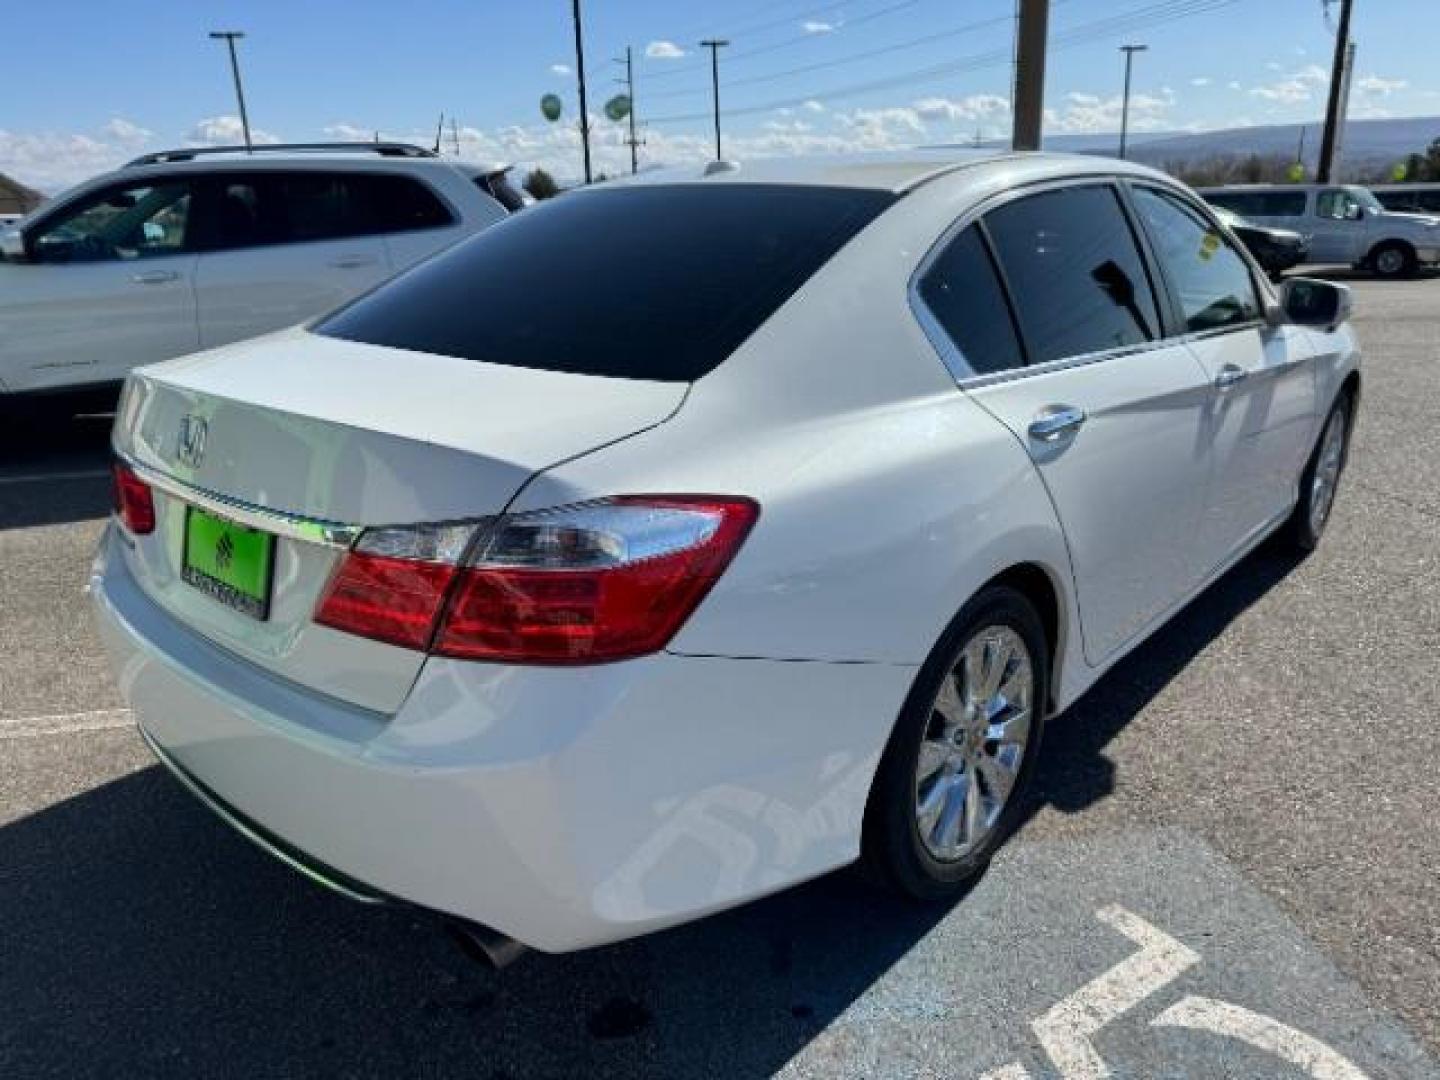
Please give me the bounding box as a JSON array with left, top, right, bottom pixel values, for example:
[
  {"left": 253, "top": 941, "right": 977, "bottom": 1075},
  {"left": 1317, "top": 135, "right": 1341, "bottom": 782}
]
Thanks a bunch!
[
  {"left": 700, "top": 39, "right": 729, "bottom": 161},
  {"left": 1118, "top": 43, "right": 1148, "bottom": 160},
  {"left": 208, "top": 31, "right": 252, "bottom": 151}
]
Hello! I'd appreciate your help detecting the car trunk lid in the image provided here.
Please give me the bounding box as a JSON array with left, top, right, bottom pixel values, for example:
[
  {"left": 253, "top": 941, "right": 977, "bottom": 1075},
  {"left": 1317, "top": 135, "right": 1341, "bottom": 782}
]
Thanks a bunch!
[{"left": 111, "top": 327, "right": 686, "bottom": 713}]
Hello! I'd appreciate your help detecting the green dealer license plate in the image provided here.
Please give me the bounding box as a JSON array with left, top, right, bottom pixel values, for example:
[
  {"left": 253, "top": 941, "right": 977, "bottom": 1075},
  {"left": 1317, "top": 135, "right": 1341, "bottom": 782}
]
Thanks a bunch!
[{"left": 181, "top": 506, "right": 275, "bottom": 621}]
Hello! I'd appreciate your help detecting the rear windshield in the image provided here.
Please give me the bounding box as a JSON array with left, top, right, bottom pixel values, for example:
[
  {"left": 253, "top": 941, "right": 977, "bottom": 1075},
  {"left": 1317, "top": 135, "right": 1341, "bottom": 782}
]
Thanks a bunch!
[{"left": 316, "top": 183, "right": 895, "bottom": 381}]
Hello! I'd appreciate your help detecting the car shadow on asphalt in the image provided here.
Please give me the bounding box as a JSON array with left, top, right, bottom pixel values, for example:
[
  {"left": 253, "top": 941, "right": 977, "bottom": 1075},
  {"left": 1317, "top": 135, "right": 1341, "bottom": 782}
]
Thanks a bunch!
[
  {"left": 0, "top": 544, "right": 1305, "bottom": 1079},
  {"left": 0, "top": 408, "right": 114, "bottom": 531}
]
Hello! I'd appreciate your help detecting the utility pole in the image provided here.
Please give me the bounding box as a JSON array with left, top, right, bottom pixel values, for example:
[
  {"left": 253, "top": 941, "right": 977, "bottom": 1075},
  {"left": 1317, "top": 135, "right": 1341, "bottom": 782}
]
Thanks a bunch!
[
  {"left": 1011, "top": 0, "right": 1048, "bottom": 151},
  {"left": 1317, "top": 0, "right": 1354, "bottom": 184},
  {"left": 433, "top": 112, "right": 445, "bottom": 154},
  {"left": 451, "top": 116, "right": 461, "bottom": 156},
  {"left": 572, "top": 0, "right": 593, "bottom": 183},
  {"left": 1118, "top": 44, "right": 1148, "bottom": 159},
  {"left": 208, "top": 31, "right": 252, "bottom": 151},
  {"left": 700, "top": 39, "right": 730, "bottom": 161},
  {"left": 616, "top": 46, "right": 641, "bottom": 173}
]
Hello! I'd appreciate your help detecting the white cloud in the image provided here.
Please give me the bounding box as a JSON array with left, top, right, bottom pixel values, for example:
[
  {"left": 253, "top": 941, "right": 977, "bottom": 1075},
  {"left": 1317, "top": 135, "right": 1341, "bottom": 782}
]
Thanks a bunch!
[
  {"left": 187, "top": 115, "right": 280, "bottom": 146},
  {"left": 101, "top": 118, "right": 153, "bottom": 147},
  {"left": 912, "top": 94, "right": 1010, "bottom": 123},
  {"left": 802, "top": 20, "right": 837, "bottom": 33},
  {"left": 1249, "top": 64, "right": 1328, "bottom": 103},
  {"left": 802, "top": 99, "right": 826, "bottom": 113},
  {"left": 645, "top": 40, "right": 686, "bottom": 59},
  {"left": 1190, "top": 76, "right": 1211, "bottom": 87},
  {"left": 550, "top": 63, "right": 571, "bottom": 76},
  {"left": 1356, "top": 75, "right": 1407, "bottom": 95},
  {"left": 1228, "top": 80, "right": 1242, "bottom": 91},
  {"left": 323, "top": 122, "right": 374, "bottom": 142},
  {"left": 1046, "top": 88, "right": 1176, "bottom": 133}
]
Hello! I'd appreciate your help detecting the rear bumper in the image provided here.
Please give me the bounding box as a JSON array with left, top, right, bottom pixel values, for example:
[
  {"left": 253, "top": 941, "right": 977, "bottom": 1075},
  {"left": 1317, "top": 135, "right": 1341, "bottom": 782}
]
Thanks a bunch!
[{"left": 91, "top": 525, "right": 914, "bottom": 952}]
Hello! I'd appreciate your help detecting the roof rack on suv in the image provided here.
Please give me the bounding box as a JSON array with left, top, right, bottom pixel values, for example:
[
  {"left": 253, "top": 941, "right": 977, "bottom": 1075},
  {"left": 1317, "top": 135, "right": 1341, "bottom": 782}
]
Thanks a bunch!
[{"left": 124, "top": 142, "right": 440, "bottom": 168}]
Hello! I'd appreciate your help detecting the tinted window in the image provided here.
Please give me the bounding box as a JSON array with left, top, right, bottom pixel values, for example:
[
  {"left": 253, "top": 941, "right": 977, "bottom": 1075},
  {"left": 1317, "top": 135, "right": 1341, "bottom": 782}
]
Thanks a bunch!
[
  {"left": 30, "top": 181, "right": 195, "bottom": 263},
  {"left": 917, "top": 225, "right": 1024, "bottom": 375},
  {"left": 365, "top": 174, "right": 454, "bottom": 231},
  {"left": 1256, "top": 191, "right": 1306, "bottom": 216},
  {"left": 1132, "top": 186, "right": 1261, "bottom": 333},
  {"left": 317, "top": 184, "right": 894, "bottom": 381},
  {"left": 207, "top": 172, "right": 453, "bottom": 250},
  {"left": 984, "top": 185, "right": 1159, "bottom": 365},
  {"left": 1204, "top": 191, "right": 1252, "bottom": 215}
]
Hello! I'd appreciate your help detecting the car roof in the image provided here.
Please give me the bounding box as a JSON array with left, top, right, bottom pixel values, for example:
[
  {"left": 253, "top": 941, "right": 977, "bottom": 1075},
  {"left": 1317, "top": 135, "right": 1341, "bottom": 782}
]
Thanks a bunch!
[{"left": 597, "top": 149, "right": 1174, "bottom": 194}]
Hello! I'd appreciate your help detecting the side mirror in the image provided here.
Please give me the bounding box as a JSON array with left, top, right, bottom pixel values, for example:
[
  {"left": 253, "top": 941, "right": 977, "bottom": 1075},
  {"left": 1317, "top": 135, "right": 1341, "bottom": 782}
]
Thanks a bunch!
[
  {"left": 1345, "top": 203, "right": 1364, "bottom": 221},
  {"left": 0, "top": 227, "right": 26, "bottom": 261},
  {"left": 1279, "top": 277, "right": 1351, "bottom": 331}
]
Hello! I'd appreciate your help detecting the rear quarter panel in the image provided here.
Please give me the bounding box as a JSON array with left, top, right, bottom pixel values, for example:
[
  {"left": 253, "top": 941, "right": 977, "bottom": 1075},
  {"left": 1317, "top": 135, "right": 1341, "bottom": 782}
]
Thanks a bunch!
[{"left": 510, "top": 169, "right": 1087, "bottom": 702}]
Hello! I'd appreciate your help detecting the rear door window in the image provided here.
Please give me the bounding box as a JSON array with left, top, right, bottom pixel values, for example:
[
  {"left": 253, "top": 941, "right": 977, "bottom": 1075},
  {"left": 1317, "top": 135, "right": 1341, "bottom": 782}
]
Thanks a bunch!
[
  {"left": 983, "top": 185, "right": 1161, "bottom": 365},
  {"left": 917, "top": 224, "right": 1025, "bottom": 376},
  {"left": 317, "top": 183, "right": 895, "bottom": 381}
]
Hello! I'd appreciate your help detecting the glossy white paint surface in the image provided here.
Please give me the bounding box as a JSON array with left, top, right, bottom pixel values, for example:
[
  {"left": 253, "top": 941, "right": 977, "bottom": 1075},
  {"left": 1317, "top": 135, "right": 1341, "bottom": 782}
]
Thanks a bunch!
[
  {"left": 0, "top": 155, "right": 505, "bottom": 394},
  {"left": 93, "top": 151, "right": 1361, "bottom": 950}
]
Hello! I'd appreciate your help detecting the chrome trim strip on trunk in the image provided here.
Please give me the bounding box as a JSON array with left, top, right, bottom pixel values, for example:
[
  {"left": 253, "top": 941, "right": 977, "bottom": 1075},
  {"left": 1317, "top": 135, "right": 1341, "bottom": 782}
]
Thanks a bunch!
[{"left": 119, "top": 453, "right": 363, "bottom": 549}]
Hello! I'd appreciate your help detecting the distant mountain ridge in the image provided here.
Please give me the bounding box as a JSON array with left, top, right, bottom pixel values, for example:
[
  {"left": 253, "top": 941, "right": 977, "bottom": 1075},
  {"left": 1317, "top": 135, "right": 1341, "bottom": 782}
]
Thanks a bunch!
[{"left": 946, "top": 115, "right": 1440, "bottom": 175}]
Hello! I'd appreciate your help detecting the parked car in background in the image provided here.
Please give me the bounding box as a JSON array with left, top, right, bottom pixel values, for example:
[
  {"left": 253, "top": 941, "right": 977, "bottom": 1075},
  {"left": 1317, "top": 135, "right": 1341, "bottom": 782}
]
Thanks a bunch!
[
  {"left": 1198, "top": 182, "right": 1440, "bottom": 278},
  {"left": 0, "top": 143, "right": 511, "bottom": 397},
  {"left": 94, "top": 150, "right": 1359, "bottom": 959},
  {"left": 1369, "top": 183, "right": 1440, "bottom": 215},
  {"left": 1210, "top": 205, "right": 1308, "bottom": 280}
]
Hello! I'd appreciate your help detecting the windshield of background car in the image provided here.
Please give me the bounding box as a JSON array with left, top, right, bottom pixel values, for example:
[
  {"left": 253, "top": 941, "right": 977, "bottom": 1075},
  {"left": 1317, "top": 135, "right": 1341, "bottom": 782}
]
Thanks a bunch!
[{"left": 316, "top": 182, "right": 896, "bottom": 381}]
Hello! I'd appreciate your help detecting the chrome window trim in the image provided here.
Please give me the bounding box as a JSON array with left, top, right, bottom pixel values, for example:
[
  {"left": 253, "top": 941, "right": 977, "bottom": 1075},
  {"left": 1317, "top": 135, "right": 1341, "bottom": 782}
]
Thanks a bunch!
[
  {"left": 119, "top": 453, "right": 362, "bottom": 548},
  {"left": 908, "top": 173, "right": 1188, "bottom": 391}
]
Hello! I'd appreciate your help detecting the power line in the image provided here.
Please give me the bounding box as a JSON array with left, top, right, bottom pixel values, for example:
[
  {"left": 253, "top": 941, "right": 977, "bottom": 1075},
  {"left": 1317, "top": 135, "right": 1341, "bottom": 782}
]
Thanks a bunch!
[
  {"left": 646, "top": 0, "right": 1239, "bottom": 124},
  {"left": 643, "top": 0, "right": 938, "bottom": 81},
  {"left": 643, "top": 8, "right": 1023, "bottom": 103}
]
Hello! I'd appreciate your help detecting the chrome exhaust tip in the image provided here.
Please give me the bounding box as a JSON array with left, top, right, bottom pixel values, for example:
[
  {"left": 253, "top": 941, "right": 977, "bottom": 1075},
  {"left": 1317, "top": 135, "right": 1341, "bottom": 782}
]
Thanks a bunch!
[{"left": 446, "top": 920, "right": 528, "bottom": 969}]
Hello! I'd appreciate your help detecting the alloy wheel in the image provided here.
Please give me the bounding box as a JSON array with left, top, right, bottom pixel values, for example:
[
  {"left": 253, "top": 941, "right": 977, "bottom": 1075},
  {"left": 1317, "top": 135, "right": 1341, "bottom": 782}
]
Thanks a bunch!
[
  {"left": 914, "top": 625, "right": 1033, "bottom": 862},
  {"left": 1309, "top": 407, "right": 1347, "bottom": 537}
]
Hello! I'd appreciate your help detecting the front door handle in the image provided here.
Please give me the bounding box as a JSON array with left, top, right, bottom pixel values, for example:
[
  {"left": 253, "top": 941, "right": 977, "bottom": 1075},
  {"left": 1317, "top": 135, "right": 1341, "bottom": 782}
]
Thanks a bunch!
[
  {"left": 327, "top": 255, "right": 379, "bottom": 269},
  {"left": 1214, "top": 364, "right": 1249, "bottom": 390},
  {"left": 131, "top": 270, "right": 179, "bottom": 285},
  {"left": 1028, "top": 405, "right": 1087, "bottom": 443}
]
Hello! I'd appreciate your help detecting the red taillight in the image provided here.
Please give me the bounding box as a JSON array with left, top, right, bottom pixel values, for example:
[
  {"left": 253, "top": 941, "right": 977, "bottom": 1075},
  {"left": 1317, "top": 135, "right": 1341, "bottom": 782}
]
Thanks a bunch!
[
  {"left": 312, "top": 497, "right": 758, "bottom": 665},
  {"left": 112, "top": 461, "right": 155, "bottom": 535},
  {"left": 313, "top": 552, "right": 456, "bottom": 650}
]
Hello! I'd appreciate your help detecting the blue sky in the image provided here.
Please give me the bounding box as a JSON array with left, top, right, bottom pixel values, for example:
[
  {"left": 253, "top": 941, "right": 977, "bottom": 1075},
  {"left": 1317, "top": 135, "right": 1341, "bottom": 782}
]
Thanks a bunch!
[{"left": 3, "top": 0, "right": 1436, "bottom": 191}]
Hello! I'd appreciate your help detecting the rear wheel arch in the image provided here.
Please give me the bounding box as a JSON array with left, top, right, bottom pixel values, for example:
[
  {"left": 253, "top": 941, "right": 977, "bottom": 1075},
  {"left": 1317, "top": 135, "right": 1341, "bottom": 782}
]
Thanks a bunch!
[{"left": 983, "top": 563, "right": 1064, "bottom": 714}]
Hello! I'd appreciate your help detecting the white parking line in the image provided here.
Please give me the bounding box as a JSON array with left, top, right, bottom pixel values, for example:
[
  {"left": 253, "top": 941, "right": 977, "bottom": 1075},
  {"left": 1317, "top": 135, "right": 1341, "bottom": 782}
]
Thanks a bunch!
[
  {"left": 0, "top": 468, "right": 111, "bottom": 485},
  {"left": 0, "top": 707, "right": 133, "bottom": 739},
  {"left": 1153, "top": 996, "right": 1371, "bottom": 1080},
  {"left": 1031, "top": 904, "right": 1202, "bottom": 1079}
]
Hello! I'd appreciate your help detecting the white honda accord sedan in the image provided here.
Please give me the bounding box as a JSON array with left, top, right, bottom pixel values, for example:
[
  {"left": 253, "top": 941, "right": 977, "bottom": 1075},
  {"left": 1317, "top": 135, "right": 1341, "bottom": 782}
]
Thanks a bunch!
[{"left": 92, "top": 150, "right": 1358, "bottom": 960}]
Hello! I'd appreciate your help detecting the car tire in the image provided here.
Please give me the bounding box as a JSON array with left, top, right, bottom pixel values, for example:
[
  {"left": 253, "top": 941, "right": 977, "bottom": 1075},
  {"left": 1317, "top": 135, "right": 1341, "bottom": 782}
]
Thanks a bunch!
[
  {"left": 861, "top": 585, "right": 1049, "bottom": 900},
  {"left": 1370, "top": 241, "right": 1416, "bottom": 279},
  {"left": 1287, "top": 393, "right": 1352, "bottom": 551}
]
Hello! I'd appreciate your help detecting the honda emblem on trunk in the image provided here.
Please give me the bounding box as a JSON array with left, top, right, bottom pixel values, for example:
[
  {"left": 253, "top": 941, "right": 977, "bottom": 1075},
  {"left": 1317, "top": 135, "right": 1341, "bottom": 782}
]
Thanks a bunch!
[{"left": 176, "top": 415, "right": 208, "bottom": 468}]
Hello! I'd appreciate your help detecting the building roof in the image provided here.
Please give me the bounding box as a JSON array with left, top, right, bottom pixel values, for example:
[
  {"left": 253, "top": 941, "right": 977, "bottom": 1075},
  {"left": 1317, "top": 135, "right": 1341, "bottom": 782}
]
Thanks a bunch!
[{"left": 0, "top": 173, "right": 45, "bottom": 215}]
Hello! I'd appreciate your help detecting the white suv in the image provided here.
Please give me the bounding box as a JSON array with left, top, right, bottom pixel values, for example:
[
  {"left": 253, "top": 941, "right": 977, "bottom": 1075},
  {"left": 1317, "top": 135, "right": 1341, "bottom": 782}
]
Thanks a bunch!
[{"left": 0, "top": 143, "right": 514, "bottom": 396}]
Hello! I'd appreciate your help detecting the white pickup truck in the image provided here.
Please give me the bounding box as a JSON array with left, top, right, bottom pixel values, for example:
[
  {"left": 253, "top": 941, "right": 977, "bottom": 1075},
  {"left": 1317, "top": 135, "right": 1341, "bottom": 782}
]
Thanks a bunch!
[{"left": 1198, "top": 182, "right": 1440, "bottom": 278}]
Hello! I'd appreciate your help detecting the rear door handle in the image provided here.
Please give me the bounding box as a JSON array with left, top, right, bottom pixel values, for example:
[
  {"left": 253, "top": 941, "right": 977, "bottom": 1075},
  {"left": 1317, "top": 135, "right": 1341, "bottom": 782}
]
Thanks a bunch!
[
  {"left": 1028, "top": 405, "right": 1087, "bottom": 443},
  {"left": 327, "top": 255, "right": 379, "bottom": 269},
  {"left": 1214, "top": 364, "right": 1249, "bottom": 390},
  {"left": 131, "top": 270, "right": 179, "bottom": 285}
]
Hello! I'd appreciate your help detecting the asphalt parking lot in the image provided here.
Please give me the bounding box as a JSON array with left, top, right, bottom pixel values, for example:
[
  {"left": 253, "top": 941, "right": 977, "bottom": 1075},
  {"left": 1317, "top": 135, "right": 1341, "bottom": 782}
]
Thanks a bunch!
[{"left": 1, "top": 272, "right": 1437, "bottom": 1078}]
